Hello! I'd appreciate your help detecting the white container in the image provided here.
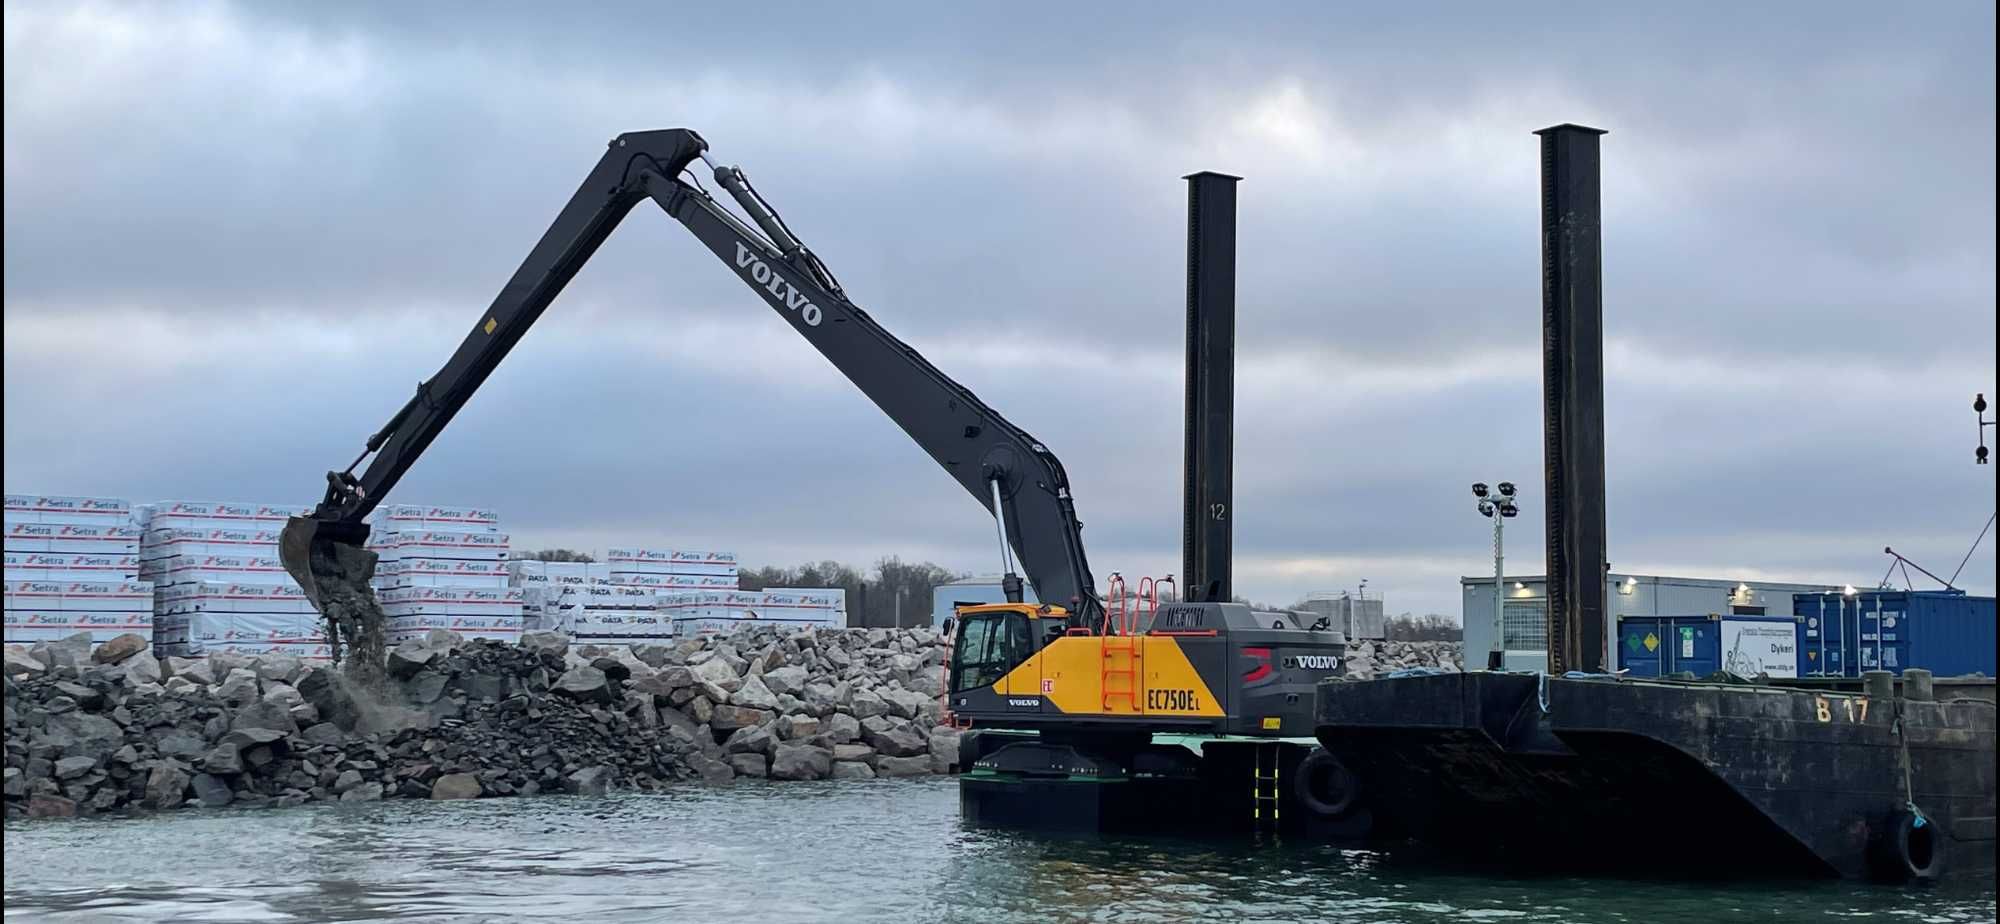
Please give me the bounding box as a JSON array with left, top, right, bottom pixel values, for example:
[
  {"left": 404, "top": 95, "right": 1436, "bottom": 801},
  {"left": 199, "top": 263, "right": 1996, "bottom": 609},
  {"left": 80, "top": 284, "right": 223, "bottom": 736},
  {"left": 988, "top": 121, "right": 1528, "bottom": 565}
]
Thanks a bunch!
[
  {"left": 2, "top": 608, "right": 152, "bottom": 640},
  {"left": 2, "top": 552, "right": 141, "bottom": 581},
  {"left": 605, "top": 547, "right": 739, "bottom": 578},
  {"left": 141, "top": 527, "right": 284, "bottom": 559},
  {"left": 380, "top": 557, "right": 511, "bottom": 588},
  {"left": 372, "top": 529, "right": 510, "bottom": 561},
  {"left": 146, "top": 501, "right": 310, "bottom": 531},
  {"left": 153, "top": 555, "right": 290, "bottom": 585},
  {"left": 613, "top": 572, "right": 705, "bottom": 589},
  {"left": 379, "top": 585, "right": 525, "bottom": 617},
  {"left": 4, "top": 494, "right": 132, "bottom": 524},
  {"left": 57, "top": 580, "right": 156, "bottom": 612},
  {"left": 221, "top": 612, "right": 323, "bottom": 645},
  {"left": 155, "top": 581, "right": 318, "bottom": 615},
  {"left": 375, "top": 504, "right": 502, "bottom": 533},
  {"left": 5, "top": 523, "right": 143, "bottom": 554}
]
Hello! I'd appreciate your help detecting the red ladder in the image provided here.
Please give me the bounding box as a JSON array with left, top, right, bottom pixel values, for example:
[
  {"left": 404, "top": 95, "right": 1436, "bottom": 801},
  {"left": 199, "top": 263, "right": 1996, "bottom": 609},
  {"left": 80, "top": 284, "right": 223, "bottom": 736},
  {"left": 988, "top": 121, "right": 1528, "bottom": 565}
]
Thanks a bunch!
[
  {"left": 1100, "top": 574, "right": 1142, "bottom": 712},
  {"left": 1102, "top": 634, "right": 1143, "bottom": 713}
]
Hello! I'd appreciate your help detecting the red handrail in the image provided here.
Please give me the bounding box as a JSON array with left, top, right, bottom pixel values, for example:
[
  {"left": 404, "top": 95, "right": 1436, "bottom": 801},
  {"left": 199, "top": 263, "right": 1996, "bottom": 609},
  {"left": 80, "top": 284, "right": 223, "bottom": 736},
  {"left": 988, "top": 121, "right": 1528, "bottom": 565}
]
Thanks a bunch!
[{"left": 1104, "top": 572, "right": 1127, "bottom": 636}]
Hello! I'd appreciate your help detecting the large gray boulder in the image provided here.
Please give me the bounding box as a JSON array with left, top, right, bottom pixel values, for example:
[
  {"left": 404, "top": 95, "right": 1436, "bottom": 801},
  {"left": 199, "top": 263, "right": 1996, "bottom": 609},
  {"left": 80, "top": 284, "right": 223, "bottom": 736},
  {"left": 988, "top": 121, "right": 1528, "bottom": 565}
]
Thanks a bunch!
[
  {"left": 54, "top": 755, "right": 97, "bottom": 779},
  {"left": 829, "top": 760, "right": 876, "bottom": 780},
  {"left": 761, "top": 665, "right": 809, "bottom": 697},
  {"left": 689, "top": 657, "right": 742, "bottom": 701},
  {"left": 801, "top": 682, "right": 841, "bottom": 717},
  {"left": 223, "top": 727, "right": 286, "bottom": 751},
  {"left": 770, "top": 743, "right": 832, "bottom": 781},
  {"left": 214, "top": 668, "right": 261, "bottom": 707},
  {"left": 253, "top": 653, "right": 306, "bottom": 684},
  {"left": 553, "top": 665, "right": 613, "bottom": 703},
  {"left": 302, "top": 722, "right": 346, "bottom": 746},
  {"left": 431, "top": 773, "right": 482, "bottom": 800},
  {"left": 191, "top": 772, "right": 233, "bottom": 806},
  {"left": 165, "top": 656, "right": 214, "bottom": 685},
  {"left": 206, "top": 650, "right": 252, "bottom": 679},
  {"left": 709, "top": 704, "right": 773, "bottom": 732},
  {"left": 775, "top": 714, "right": 820, "bottom": 741},
  {"left": 880, "top": 688, "right": 931, "bottom": 721},
  {"left": 633, "top": 666, "right": 693, "bottom": 701},
  {"left": 122, "top": 650, "right": 162, "bottom": 687},
  {"left": 519, "top": 630, "right": 568, "bottom": 657},
  {"left": 850, "top": 689, "right": 891, "bottom": 720},
  {"left": 888, "top": 653, "right": 921, "bottom": 684},
  {"left": 231, "top": 699, "right": 300, "bottom": 736},
  {"left": 861, "top": 718, "right": 929, "bottom": 758},
  {"left": 873, "top": 755, "right": 933, "bottom": 777},
  {"left": 296, "top": 668, "right": 364, "bottom": 731},
  {"left": 566, "top": 765, "right": 613, "bottom": 796},
  {"left": 35, "top": 633, "right": 94, "bottom": 671},
  {"left": 687, "top": 754, "right": 735, "bottom": 784},
  {"left": 727, "top": 753, "right": 768, "bottom": 778},
  {"left": 387, "top": 639, "right": 439, "bottom": 680},
  {"left": 3, "top": 646, "right": 46, "bottom": 678},
  {"left": 146, "top": 760, "right": 191, "bottom": 808},
  {"left": 731, "top": 674, "right": 780, "bottom": 711},
  {"left": 44, "top": 710, "right": 124, "bottom": 761},
  {"left": 724, "top": 725, "right": 776, "bottom": 757},
  {"left": 927, "top": 726, "right": 963, "bottom": 767},
  {"left": 200, "top": 743, "right": 242, "bottom": 775},
  {"left": 261, "top": 682, "right": 305, "bottom": 711},
  {"left": 155, "top": 732, "right": 207, "bottom": 760}
]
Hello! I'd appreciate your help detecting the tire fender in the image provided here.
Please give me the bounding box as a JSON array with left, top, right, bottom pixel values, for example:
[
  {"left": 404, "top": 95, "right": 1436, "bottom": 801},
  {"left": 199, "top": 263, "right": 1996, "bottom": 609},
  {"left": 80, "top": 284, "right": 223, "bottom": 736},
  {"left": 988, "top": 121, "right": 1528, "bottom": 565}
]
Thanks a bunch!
[
  {"left": 1293, "top": 748, "right": 1359, "bottom": 819},
  {"left": 1869, "top": 808, "right": 1943, "bottom": 882}
]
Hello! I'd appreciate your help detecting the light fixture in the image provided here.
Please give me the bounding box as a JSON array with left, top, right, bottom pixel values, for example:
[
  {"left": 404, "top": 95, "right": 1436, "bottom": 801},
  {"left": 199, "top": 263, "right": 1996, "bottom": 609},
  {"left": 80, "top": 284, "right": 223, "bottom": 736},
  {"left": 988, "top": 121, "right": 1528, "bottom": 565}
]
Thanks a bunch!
[
  {"left": 1472, "top": 483, "right": 1490, "bottom": 498},
  {"left": 1497, "top": 481, "right": 1516, "bottom": 498},
  {"left": 1513, "top": 581, "right": 1526, "bottom": 590},
  {"left": 1843, "top": 584, "right": 1857, "bottom": 596},
  {"left": 1478, "top": 501, "right": 1495, "bottom": 517}
]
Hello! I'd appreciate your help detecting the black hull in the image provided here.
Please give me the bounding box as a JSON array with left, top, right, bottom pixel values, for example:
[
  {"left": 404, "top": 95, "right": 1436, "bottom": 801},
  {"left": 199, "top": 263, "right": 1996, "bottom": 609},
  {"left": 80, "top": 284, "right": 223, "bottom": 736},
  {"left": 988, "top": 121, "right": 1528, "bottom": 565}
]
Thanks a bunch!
[
  {"left": 1314, "top": 673, "right": 1996, "bottom": 881},
  {"left": 957, "top": 732, "right": 1371, "bottom": 839}
]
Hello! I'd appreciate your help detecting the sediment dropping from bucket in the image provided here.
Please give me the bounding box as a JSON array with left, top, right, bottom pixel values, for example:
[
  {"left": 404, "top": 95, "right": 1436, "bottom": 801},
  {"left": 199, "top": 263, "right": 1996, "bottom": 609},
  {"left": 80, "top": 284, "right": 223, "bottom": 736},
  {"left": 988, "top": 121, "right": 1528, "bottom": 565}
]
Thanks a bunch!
[{"left": 310, "top": 539, "right": 390, "bottom": 691}]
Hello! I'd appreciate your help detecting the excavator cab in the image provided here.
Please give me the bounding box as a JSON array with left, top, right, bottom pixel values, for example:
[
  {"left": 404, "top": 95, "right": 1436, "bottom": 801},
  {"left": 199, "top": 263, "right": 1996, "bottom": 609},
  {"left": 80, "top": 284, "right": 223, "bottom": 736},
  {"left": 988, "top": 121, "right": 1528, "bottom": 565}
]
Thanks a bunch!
[{"left": 948, "top": 603, "right": 1065, "bottom": 695}]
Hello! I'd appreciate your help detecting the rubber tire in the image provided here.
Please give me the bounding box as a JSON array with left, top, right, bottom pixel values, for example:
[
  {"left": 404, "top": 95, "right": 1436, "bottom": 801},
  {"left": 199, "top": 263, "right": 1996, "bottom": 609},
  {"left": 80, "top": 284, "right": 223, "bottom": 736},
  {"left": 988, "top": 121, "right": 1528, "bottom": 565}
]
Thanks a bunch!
[
  {"left": 1293, "top": 748, "right": 1359, "bottom": 819},
  {"left": 1869, "top": 809, "right": 1943, "bottom": 882}
]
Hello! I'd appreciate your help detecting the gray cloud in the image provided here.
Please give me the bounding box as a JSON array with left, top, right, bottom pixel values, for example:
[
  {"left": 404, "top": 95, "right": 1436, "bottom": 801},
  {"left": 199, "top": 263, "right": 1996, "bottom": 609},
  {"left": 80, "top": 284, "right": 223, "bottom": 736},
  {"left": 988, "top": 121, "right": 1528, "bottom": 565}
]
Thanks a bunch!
[{"left": 5, "top": 1, "right": 1994, "bottom": 616}]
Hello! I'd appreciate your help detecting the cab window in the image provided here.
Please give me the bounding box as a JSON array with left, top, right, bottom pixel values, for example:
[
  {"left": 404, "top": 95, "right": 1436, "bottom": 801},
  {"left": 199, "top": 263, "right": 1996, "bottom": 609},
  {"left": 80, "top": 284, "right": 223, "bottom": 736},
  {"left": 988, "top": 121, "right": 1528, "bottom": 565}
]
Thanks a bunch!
[{"left": 952, "top": 611, "right": 1032, "bottom": 692}]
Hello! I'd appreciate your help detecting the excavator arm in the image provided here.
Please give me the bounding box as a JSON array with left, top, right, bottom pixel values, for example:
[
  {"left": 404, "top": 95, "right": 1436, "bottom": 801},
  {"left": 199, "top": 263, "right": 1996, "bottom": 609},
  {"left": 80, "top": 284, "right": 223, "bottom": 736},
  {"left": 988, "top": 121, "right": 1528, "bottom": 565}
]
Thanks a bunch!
[{"left": 279, "top": 128, "right": 1101, "bottom": 632}]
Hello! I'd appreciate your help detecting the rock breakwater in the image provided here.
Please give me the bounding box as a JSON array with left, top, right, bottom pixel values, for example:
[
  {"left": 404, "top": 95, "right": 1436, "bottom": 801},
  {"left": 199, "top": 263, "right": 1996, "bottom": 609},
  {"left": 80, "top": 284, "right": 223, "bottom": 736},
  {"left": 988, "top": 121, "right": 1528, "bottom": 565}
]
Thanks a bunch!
[{"left": 6, "top": 627, "right": 1463, "bottom": 818}]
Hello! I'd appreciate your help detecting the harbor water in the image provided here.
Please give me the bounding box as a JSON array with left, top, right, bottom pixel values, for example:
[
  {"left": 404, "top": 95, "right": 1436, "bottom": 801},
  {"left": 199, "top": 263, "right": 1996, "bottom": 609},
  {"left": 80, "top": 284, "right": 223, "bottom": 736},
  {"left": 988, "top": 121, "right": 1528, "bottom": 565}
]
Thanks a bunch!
[{"left": 4, "top": 778, "right": 1993, "bottom": 923}]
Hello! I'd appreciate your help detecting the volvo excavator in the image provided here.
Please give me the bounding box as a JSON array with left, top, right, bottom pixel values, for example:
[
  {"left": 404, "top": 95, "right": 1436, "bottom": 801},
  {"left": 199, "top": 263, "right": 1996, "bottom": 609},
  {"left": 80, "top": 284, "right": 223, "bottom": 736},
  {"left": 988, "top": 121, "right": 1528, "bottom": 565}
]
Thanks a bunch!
[{"left": 278, "top": 128, "right": 1358, "bottom": 835}]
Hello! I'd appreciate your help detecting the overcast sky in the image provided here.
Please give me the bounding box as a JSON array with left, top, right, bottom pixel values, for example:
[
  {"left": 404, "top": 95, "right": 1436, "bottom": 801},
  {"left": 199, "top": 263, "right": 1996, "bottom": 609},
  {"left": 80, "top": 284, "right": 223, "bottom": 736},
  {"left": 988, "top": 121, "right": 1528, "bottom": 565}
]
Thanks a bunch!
[{"left": 5, "top": 1, "right": 1995, "bottom": 616}]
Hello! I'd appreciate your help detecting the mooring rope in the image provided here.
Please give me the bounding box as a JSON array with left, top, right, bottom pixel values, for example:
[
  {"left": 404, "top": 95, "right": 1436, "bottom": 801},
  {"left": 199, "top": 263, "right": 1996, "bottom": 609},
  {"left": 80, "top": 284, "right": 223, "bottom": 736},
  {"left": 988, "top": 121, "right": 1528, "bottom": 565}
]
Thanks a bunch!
[{"left": 1892, "top": 698, "right": 1928, "bottom": 828}]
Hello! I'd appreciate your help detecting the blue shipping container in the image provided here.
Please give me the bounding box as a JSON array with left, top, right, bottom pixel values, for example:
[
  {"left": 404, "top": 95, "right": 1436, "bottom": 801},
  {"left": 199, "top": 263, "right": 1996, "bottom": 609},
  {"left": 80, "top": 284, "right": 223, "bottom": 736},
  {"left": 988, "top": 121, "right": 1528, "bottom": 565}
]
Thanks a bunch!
[
  {"left": 1616, "top": 615, "right": 1801, "bottom": 679},
  {"left": 1793, "top": 590, "right": 1996, "bottom": 678}
]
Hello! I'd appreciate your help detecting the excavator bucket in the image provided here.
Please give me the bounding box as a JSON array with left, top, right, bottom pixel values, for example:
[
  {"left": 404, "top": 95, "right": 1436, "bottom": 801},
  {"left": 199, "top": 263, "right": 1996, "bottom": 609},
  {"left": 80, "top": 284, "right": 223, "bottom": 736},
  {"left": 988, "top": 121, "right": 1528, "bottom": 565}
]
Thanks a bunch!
[{"left": 278, "top": 516, "right": 375, "bottom": 615}]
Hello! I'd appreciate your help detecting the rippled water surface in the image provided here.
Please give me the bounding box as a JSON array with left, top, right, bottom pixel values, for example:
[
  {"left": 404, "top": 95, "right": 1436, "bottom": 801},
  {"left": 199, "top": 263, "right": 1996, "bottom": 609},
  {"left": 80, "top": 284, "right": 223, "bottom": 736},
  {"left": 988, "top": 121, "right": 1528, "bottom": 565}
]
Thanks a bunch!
[{"left": 5, "top": 778, "right": 1994, "bottom": 922}]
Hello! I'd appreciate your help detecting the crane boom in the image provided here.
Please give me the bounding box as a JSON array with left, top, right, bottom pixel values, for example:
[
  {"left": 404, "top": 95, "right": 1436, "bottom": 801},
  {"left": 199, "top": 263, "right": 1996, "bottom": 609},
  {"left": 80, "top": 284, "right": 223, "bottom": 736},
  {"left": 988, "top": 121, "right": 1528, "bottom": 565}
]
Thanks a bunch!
[{"left": 279, "top": 129, "right": 1101, "bottom": 633}]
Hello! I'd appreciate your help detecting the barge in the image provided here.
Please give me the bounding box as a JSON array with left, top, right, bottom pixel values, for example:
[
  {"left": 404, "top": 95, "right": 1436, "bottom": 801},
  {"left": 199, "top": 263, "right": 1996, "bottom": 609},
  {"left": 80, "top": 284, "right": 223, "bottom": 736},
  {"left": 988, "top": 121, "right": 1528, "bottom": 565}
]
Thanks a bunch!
[{"left": 1314, "top": 670, "right": 1996, "bottom": 880}]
